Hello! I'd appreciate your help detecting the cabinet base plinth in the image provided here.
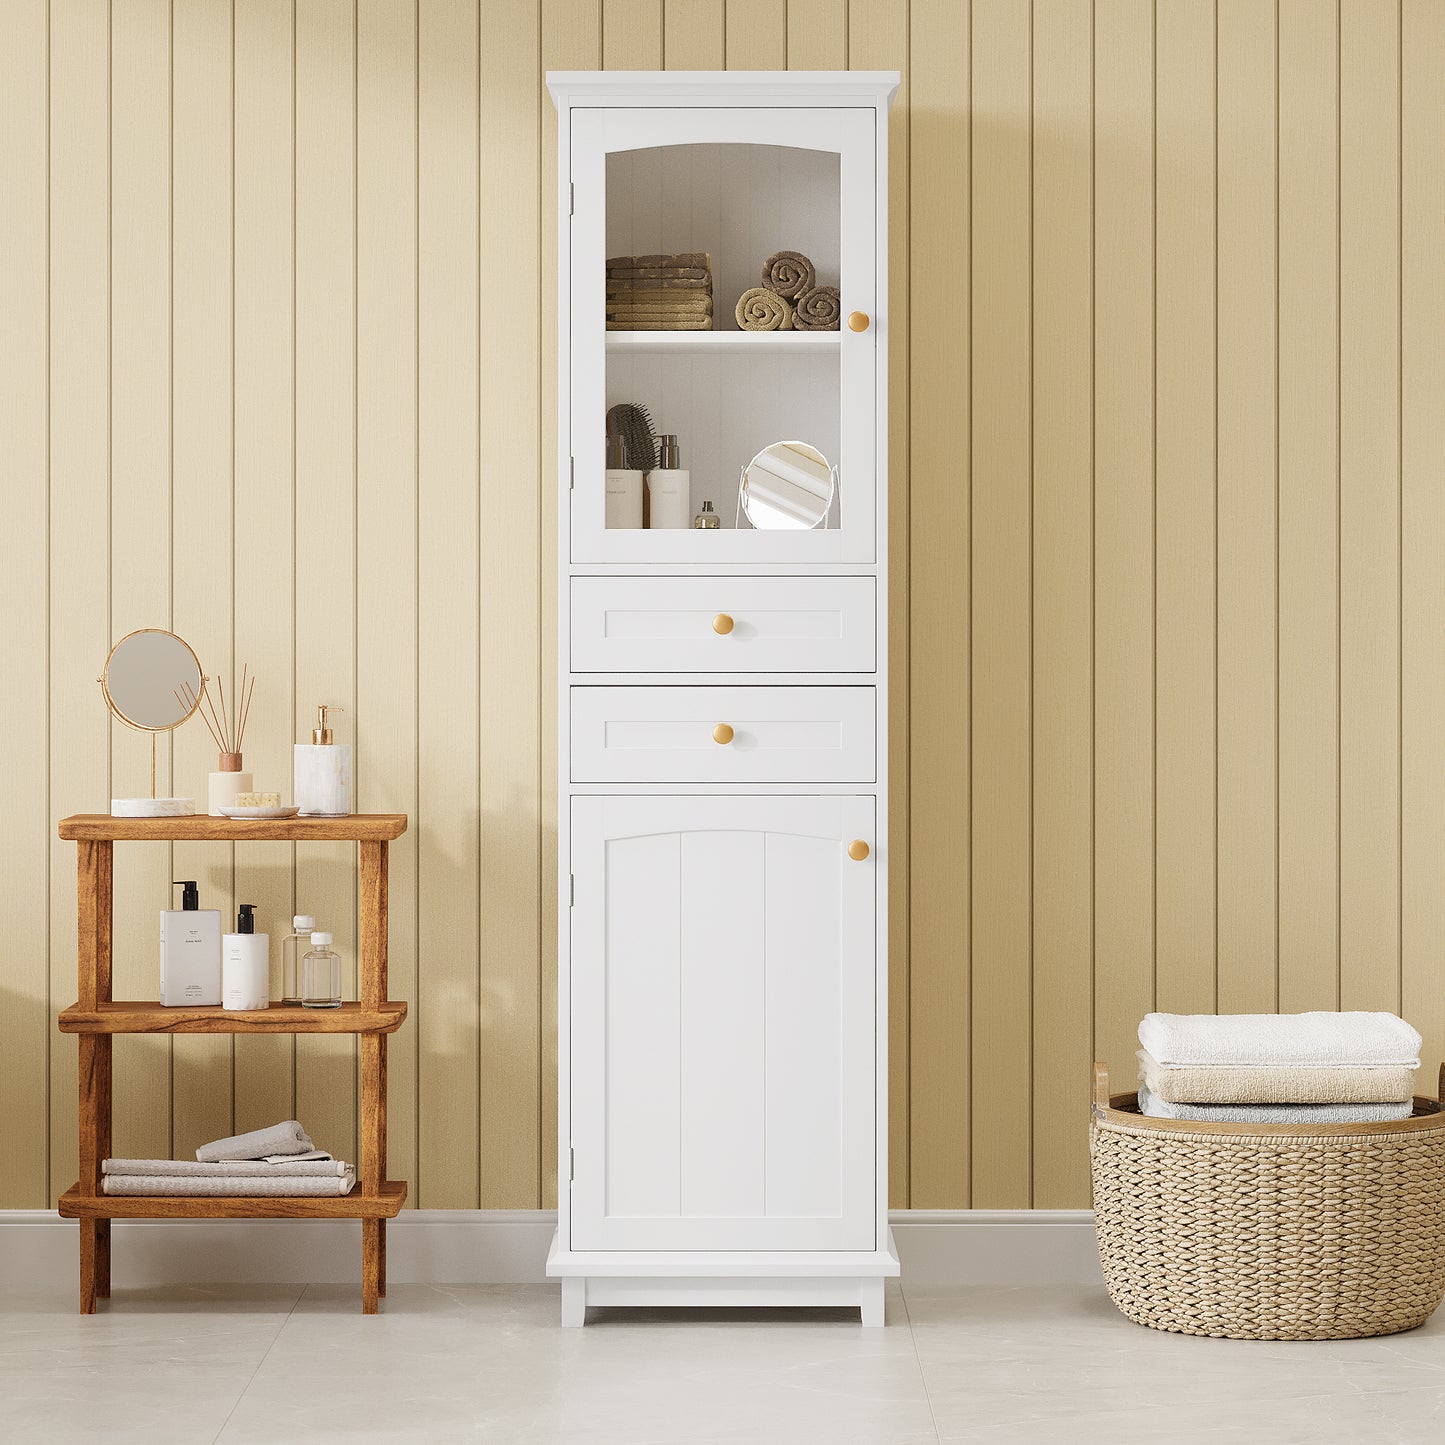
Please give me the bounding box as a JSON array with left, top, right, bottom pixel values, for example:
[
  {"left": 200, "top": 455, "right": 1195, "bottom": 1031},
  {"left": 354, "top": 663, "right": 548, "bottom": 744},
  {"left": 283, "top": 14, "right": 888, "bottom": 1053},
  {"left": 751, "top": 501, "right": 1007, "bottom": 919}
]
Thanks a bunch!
[{"left": 559, "top": 1274, "right": 886, "bottom": 1327}]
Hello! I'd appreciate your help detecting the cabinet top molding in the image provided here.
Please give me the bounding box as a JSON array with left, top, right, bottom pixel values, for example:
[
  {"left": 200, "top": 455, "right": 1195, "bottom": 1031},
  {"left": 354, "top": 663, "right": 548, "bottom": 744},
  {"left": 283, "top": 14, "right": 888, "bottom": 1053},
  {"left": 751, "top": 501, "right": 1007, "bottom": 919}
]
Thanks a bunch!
[{"left": 546, "top": 71, "right": 900, "bottom": 111}]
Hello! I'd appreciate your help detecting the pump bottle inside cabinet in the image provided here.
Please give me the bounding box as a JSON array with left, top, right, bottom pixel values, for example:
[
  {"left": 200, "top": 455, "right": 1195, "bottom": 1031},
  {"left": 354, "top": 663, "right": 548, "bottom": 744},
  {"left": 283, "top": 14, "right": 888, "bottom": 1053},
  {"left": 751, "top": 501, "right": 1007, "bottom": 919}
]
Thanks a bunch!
[{"left": 647, "top": 434, "right": 691, "bottom": 529}]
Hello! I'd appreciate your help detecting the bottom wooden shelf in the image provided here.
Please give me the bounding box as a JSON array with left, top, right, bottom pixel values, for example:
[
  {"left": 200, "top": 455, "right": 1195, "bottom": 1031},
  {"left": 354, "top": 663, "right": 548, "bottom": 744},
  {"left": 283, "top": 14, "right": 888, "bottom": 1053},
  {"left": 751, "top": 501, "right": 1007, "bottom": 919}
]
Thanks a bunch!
[{"left": 59, "top": 1180, "right": 406, "bottom": 1220}]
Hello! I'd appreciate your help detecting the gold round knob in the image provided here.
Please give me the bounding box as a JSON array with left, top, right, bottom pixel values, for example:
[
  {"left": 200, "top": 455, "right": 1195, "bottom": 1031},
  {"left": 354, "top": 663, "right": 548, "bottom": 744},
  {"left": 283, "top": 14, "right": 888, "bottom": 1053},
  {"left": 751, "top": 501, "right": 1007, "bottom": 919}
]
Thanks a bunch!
[
  {"left": 847, "top": 839, "right": 870, "bottom": 861},
  {"left": 713, "top": 723, "right": 735, "bottom": 745},
  {"left": 847, "top": 311, "right": 870, "bottom": 332},
  {"left": 712, "top": 613, "right": 734, "bottom": 635}
]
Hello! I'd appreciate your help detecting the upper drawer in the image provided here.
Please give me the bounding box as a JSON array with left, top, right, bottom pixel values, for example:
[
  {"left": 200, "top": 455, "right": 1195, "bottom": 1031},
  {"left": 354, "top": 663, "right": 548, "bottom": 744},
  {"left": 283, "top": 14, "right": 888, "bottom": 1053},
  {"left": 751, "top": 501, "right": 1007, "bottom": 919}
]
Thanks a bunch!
[
  {"left": 570, "top": 576, "right": 876, "bottom": 674},
  {"left": 570, "top": 686, "right": 876, "bottom": 783}
]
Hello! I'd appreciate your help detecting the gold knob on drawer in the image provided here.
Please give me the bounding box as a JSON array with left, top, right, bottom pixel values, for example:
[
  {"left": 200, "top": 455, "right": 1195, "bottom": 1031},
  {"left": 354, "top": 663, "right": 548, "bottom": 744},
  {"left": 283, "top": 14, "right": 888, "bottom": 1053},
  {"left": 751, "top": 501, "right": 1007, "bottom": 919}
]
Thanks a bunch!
[
  {"left": 713, "top": 723, "right": 735, "bottom": 745},
  {"left": 712, "top": 613, "right": 735, "bottom": 635},
  {"left": 847, "top": 311, "right": 870, "bottom": 332},
  {"left": 848, "top": 839, "right": 871, "bottom": 861}
]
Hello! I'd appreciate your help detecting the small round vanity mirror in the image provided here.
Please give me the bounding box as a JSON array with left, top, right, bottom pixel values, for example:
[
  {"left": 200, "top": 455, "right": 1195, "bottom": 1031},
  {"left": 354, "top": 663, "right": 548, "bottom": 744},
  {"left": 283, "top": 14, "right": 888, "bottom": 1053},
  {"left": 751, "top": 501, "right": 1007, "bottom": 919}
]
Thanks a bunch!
[
  {"left": 738, "top": 441, "right": 836, "bottom": 531},
  {"left": 99, "top": 629, "right": 205, "bottom": 817}
]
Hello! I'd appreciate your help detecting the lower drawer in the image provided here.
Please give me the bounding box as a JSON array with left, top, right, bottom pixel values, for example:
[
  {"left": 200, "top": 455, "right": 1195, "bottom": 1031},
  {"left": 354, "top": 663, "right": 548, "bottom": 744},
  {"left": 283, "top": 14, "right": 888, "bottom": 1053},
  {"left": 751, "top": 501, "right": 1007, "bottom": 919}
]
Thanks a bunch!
[{"left": 570, "top": 686, "right": 876, "bottom": 783}]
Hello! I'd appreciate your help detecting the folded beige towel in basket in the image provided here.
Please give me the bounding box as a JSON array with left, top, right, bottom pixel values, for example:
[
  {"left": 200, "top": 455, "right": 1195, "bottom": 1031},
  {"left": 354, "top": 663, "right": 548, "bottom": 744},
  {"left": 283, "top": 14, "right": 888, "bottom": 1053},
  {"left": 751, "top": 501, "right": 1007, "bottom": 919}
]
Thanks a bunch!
[{"left": 1139, "top": 1049, "right": 1417, "bottom": 1105}]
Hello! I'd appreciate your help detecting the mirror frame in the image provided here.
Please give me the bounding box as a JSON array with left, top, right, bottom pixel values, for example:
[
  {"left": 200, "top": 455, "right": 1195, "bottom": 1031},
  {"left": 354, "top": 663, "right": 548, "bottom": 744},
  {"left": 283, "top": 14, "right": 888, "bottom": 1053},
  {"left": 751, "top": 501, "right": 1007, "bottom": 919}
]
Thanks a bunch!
[
  {"left": 737, "top": 440, "right": 837, "bottom": 532},
  {"left": 98, "top": 628, "right": 206, "bottom": 733}
]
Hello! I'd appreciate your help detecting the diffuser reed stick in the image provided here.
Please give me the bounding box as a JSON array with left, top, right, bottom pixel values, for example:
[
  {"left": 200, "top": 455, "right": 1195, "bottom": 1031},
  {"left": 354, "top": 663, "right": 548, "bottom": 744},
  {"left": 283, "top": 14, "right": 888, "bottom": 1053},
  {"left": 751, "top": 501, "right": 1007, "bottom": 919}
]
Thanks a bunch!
[{"left": 182, "top": 669, "right": 257, "bottom": 757}]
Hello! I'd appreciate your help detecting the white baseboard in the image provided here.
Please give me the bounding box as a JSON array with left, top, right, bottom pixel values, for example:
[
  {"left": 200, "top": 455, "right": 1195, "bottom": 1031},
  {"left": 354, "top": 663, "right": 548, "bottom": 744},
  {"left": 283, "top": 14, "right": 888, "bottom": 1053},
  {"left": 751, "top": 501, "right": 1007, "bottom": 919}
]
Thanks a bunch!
[{"left": 0, "top": 1209, "right": 1101, "bottom": 1293}]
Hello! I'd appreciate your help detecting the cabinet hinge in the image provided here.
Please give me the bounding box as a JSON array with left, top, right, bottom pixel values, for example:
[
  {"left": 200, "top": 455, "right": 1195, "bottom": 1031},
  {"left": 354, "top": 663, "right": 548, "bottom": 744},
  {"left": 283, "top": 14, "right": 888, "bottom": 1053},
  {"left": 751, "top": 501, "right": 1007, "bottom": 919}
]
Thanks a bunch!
[
  {"left": 569, "top": 182, "right": 575, "bottom": 216},
  {"left": 569, "top": 874, "right": 575, "bottom": 906},
  {"left": 569, "top": 457, "right": 575, "bottom": 491},
  {"left": 569, "top": 1146, "right": 575, "bottom": 1182}
]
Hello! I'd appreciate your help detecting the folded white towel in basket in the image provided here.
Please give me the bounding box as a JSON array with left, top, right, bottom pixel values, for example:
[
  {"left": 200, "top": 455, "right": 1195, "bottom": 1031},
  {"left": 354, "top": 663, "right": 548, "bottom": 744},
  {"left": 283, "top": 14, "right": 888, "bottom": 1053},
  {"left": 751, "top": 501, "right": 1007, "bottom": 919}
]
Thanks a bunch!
[
  {"left": 1139, "top": 1011, "right": 1421, "bottom": 1068},
  {"left": 1136, "top": 1082, "right": 1415, "bottom": 1125}
]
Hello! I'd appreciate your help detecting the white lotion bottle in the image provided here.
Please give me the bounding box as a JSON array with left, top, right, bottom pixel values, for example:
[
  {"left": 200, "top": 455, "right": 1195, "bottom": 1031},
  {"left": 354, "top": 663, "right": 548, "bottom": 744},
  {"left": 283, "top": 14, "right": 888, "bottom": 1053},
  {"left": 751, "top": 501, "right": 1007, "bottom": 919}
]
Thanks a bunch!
[
  {"left": 604, "top": 433, "right": 643, "bottom": 529},
  {"left": 222, "top": 903, "right": 270, "bottom": 1011},
  {"left": 294, "top": 703, "right": 352, "bottom": 817},
  {"left": 647, "top": 434, "right": 691, "bottom": 529},
  {"left": 160, "top": 879, "right": 222, "bottom": 1006}
]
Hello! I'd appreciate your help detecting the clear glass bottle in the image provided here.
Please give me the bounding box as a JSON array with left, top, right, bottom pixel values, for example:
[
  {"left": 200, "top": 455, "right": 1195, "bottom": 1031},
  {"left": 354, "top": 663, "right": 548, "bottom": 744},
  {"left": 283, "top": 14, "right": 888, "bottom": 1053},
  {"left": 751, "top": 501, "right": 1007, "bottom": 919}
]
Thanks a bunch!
[
  {"left": 692, "top": 499, "right": 720, "bottom": 529},
  {"left": 301, "top": 931, "right": 342, "bottom": 1009},
  {"left": 281, "top": 914, "right": 316, "bottom": 1006}
]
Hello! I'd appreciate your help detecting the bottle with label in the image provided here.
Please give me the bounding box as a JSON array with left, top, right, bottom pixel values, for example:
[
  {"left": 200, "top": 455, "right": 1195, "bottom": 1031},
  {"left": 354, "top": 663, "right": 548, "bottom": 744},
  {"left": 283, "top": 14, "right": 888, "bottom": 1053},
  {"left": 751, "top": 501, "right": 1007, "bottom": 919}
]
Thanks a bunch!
[
  {"left": 647, "top": 434, "right": 691, "bottom": 529},
  {"left": 294, "top": 704, "right": 352, "bottom": 816},
  {"left": 281, "top": 914, "right": 316, "bottom": 1006},
  {"left": 160, "top": 880, "right": 222, "bottom": 1007},
  {"left": 222, "top": 904, "right": 270, "bottom": 1011},
  {"left": 301, "top": 931, "right": 343, "bottom": 1009},
  {"left": 604, "top": 432, "right": 643, "bottom": 529}
]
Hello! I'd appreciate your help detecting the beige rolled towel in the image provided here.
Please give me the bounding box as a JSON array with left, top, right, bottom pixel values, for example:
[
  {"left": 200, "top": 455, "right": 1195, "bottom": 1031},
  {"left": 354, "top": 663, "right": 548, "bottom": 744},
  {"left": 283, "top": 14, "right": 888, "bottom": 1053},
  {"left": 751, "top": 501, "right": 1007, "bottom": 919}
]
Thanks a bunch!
[
  {"left": 735, "top": 287, "right": 794, "bottom": 331},
  {"left": 1138, "top": 1049, "right": 1417, "bottom": 1105},
  {"left": 793, "top": 285, "right": 841, "bottom": 331},
  {"left": 761, "top": 250, "right": 816, "bottom": 301}
]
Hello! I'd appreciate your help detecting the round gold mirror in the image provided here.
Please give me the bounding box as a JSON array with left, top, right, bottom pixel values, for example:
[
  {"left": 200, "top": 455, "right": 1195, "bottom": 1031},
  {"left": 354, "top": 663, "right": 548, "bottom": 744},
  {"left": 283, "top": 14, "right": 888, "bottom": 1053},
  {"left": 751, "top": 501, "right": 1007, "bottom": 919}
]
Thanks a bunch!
[
  {"left": 738, "top": 441, "right": 836, "bottom": 531},
  {"left": 99, "top": 628, "right": 206, "bottom": 816}
]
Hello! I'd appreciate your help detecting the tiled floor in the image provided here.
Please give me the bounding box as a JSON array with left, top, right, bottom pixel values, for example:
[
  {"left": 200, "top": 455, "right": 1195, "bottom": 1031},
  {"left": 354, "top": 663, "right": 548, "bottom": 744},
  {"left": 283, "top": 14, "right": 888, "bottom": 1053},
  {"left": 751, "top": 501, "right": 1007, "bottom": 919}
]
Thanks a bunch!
[{"left": 2, "top": 1281, "right": 1443, "bottom": 1444}]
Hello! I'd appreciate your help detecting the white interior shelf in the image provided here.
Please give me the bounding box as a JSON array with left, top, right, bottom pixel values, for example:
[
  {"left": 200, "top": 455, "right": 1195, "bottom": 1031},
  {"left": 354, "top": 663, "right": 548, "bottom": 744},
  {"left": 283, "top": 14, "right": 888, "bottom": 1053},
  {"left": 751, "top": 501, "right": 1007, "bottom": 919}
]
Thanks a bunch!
[{"left": 604, "top": 331, "right": 842, "bottom": 355}]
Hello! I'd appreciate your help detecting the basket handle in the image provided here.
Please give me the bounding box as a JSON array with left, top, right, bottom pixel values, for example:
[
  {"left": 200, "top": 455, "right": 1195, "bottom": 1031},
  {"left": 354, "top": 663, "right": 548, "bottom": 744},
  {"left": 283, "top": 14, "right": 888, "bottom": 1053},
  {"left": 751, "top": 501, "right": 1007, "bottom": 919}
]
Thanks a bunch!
[{"left": 1093, "top": 1062, "right": 1110, "bottom": 1113}]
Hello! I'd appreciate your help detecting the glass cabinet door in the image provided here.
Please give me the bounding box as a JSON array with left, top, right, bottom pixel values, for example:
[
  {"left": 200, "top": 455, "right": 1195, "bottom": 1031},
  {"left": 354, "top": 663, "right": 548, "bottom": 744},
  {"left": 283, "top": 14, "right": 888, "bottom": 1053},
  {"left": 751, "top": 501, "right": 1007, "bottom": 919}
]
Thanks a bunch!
[{"left": 568, "top": 107, "right": 877, "bottom": 564}]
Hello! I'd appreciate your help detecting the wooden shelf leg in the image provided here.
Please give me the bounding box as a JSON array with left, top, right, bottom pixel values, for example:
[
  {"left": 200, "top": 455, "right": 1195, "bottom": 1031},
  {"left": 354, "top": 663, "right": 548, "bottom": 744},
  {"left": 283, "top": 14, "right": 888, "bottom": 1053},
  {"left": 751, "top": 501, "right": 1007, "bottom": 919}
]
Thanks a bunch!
[
  {"left": 378, "top": 1218, "right": 386, "bottom": 1298},
  {"left": 96, "top": 1219, "right": 111, "bottom": 1299},
  {"left": 76, "top": 841, "right": 113, "bottom": 1315},
  {"left": 362, "top": 1219, "right": 381, "bottom": 1314}
]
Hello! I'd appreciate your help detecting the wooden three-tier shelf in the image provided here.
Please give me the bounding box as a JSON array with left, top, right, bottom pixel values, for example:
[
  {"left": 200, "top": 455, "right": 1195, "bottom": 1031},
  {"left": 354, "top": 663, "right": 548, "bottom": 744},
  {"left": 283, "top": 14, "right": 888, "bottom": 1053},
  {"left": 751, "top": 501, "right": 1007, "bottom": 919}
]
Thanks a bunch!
[{"left": 55, "top": 813, "right": 409, "bottom": 1315}]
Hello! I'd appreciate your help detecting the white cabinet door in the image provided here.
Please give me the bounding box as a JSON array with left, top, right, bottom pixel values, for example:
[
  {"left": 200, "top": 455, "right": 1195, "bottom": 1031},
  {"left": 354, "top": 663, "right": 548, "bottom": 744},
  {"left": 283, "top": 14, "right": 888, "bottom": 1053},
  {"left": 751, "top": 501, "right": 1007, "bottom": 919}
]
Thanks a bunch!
[{"left": 570, "top": 794, "right": 876, "bottom": 1252}]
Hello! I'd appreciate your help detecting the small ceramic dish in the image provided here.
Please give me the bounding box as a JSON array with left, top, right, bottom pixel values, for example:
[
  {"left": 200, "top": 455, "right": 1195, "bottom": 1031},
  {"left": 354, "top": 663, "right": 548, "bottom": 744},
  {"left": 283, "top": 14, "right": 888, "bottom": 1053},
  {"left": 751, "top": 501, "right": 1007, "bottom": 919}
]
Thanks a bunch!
[{"left": 218, "top": 805, "right": 301, "bottom": 820}]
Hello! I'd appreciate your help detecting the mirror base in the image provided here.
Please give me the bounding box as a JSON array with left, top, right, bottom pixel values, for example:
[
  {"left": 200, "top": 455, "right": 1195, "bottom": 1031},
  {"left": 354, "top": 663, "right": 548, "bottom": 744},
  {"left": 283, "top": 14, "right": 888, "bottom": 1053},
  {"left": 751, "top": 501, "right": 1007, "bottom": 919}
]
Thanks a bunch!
[{"left": 110, "top": 797, "right": 196, "bottom": 819}]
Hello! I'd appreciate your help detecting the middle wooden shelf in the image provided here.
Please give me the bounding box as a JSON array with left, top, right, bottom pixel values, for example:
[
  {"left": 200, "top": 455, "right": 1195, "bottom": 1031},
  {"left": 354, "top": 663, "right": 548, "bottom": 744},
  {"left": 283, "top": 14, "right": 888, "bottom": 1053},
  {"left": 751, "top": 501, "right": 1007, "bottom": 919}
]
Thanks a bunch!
[{"left": 58, "top": 999, "right": 407, "bottom": 1036}]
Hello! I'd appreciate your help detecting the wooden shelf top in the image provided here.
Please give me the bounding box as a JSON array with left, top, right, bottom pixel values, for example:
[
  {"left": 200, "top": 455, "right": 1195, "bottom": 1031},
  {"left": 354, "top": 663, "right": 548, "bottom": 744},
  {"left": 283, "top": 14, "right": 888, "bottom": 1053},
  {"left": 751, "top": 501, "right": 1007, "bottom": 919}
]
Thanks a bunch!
[
  {"left": 59, "top": 1180, "right": 407, "bottom": 1220},
  {"left": 59, "top": 1000, "right": 407, "bottom": 1036},
  {"left": 58, "top": 813, "right": 407, "bottom": 842}
]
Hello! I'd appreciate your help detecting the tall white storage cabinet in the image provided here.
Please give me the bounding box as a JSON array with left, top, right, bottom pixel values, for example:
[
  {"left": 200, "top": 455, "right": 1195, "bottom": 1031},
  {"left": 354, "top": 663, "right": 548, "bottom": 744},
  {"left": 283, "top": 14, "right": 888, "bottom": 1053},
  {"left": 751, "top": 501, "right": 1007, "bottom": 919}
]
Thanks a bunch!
[{"left": 547, "top": 71, "right": 900, "bottom": 1327}]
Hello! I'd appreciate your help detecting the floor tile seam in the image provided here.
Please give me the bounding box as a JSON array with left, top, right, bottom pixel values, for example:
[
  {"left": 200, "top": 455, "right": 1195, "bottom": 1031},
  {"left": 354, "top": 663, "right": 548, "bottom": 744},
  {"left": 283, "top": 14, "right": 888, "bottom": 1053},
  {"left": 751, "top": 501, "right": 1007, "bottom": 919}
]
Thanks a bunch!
[
  {"left": 210, "top": 1283, "right": 309, "bottom": 1443},
  {"left": 898, "top": 1282, "right": 944, "bottom": 1444}
]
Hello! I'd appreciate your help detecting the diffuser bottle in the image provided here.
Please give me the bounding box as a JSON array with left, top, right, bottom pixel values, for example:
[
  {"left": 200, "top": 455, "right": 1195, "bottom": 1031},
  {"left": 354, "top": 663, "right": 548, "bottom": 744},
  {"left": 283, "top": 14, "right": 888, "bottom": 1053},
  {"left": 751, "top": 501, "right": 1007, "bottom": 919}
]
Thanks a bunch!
[
  {"left": 208, "top": 753, "right": 253, "bottom": 816},
  {"left": 281, "top": 913, "right": 316, "bottom": 1006},
  {"left": 604, "top": 433, "right": 643, "bottom": 529},
  {"left": 222, "top": 904, "right": 270, "bottom": 1011},
  {"left": 294, "top": 704, "right": 351, "bottom": 816},
  {"left": 160, "top": 879, "right": 222, "bottom": 1007},
  {"left": 648, "top": 434, "right": 691, "bottom": 529}
]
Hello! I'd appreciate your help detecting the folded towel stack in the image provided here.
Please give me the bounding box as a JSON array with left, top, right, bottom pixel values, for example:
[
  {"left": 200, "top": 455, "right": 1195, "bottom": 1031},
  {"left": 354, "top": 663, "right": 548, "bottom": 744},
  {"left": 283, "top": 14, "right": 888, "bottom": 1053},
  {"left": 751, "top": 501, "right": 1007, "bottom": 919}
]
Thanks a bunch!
[
  {"left": 606, "top": 252, "right": 713, "bottom": 331},
  {"left": 1137, "top": 1012, "right": 1422, "bottom": 1125},
  {"left": 101, "top": 1119, "right": 356, "bottom": 1197}
]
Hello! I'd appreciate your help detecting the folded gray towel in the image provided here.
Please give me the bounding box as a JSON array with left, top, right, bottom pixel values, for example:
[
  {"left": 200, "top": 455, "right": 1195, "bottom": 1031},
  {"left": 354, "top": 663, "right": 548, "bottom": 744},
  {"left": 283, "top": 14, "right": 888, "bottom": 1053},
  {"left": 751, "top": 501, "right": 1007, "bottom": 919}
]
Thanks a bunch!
[
  {"left": 104, "top": 1157, "right": 347, "bottom": 1178},
  {"left": 103, "top": 1168, "right": 356, "bottom": 1197},
  {"left": 196, "top": 1120, "right": 315, "bottom": 1163},
  {"left": 1137, "top": 1082, "right": 1415, "bottom": 1125}
]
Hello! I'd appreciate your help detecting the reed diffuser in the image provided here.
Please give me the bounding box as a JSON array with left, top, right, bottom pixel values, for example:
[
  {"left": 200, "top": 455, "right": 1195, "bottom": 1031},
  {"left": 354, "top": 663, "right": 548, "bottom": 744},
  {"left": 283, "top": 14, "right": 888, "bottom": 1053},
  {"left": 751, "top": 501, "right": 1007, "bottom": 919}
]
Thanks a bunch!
[{"left": 181, "top": 666, "right": 257, "bottom": 816}]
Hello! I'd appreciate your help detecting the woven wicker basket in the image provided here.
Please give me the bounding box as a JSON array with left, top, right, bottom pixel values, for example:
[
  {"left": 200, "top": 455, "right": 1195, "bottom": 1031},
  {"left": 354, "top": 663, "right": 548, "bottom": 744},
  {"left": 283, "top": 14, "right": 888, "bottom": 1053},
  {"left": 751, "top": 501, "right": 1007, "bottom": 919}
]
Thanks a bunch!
[{"left": 1090, "top": 1062, "right": 1445, "bottom": 1340}]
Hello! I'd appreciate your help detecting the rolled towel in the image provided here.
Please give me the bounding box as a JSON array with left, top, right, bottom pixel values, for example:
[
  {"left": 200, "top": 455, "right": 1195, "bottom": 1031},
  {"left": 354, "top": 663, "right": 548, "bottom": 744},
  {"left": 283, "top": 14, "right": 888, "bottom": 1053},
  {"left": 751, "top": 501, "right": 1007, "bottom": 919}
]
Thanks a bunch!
[
  {"left": 104, "top": 1157, "right": 346, "bottom": 1178},
  {"left": 1139, "top": 1049, "right": 1416, "bottom": 1106},
  {"left": 792, "top": 285, "right": 841, "bottom": 331},
  {"left": 1140, "top": 1011, "right": 1422, "bottom": 1068},
  {"left": 760, "top": 250, "right": 816, "bottom": 301},
  {"left": 103, "top": 1168, "right": 356, "bottom": 1198},
  {"left": 1136, "top": 1082, "right": 1416, "bottom": 1125},
  {"left": 735, "top": 287, "right": 794, "bottom": 331},
  {"left": 196, "top": 1120, "right": 315, "bottom": 1163}
]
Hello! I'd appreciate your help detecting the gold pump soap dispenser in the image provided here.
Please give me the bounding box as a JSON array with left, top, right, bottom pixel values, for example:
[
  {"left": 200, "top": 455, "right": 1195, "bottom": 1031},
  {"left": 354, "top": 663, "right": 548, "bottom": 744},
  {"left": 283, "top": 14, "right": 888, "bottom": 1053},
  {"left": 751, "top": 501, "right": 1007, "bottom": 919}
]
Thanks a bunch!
[{"left": 294, "top": 704, "right": 352, "bottom": 817}]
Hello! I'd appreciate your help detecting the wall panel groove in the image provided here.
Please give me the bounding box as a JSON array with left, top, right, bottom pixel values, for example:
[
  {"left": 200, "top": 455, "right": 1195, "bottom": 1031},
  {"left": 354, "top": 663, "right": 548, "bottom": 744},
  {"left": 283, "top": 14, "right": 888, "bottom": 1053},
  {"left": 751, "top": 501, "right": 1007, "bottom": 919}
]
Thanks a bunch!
[{"left": 3, "top": 0, "right": 1437, "bottom": 1213}]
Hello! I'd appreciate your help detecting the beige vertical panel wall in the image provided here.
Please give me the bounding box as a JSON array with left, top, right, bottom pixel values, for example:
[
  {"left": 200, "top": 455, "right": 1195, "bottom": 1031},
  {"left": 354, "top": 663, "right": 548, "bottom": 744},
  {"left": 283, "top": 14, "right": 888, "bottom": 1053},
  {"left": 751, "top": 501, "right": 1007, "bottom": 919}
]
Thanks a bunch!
[{"left": 2, "top": 0, "right": 1441, "bottom": 1212}]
